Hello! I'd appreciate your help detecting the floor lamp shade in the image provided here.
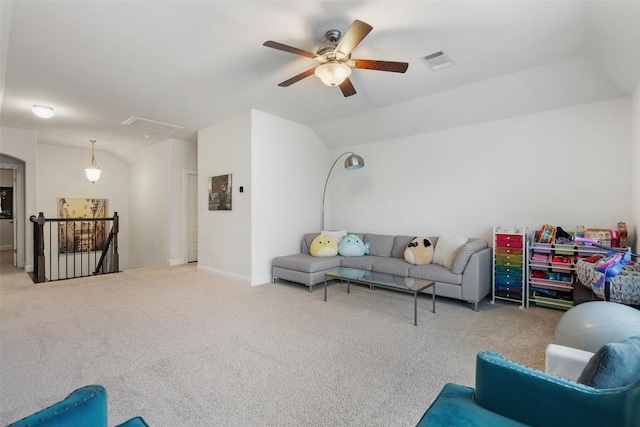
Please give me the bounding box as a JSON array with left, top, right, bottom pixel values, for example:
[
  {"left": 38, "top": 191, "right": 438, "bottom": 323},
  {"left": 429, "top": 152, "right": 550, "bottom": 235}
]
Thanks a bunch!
[{"left": 322, "top": 152, "right": 365, "bottom": 230}]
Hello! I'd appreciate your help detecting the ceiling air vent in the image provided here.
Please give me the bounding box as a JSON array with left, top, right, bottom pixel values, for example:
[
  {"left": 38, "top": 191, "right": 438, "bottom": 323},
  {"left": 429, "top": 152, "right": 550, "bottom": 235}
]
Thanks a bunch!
[
  {"left": 420, "top": 50, "right": 453, "bottom": 71},
  {"left": 121, "top": 116, "right": 184, "bottom": 134}
]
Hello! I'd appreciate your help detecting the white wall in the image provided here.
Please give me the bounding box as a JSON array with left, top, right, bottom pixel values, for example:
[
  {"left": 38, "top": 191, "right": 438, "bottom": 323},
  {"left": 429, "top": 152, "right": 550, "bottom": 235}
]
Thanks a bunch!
[
  {"left": 168, "top": 138, "right": 197, "bottom": 265},
  {"left": 328, "top": 98, "right": 633, "bottom": 244},
  {"left": 251, "top": 110, "right": 328, "bottom": 284},
  {"left": 197, "top": 110, "right": 328, "bottom": 285},
  {"left": 37, "top": 143, "right": 131, "bottom": 269},
  {"left": 632, "top": 83, "right": 640, "bottom": 253},
  {"left": 197, "top": 111, "right": 253, "bottom": 283},
  {"left": 129, "top": 140, "right": 171, "bottom": 268},
  {"left": 129, "top": 138, "right": 196, "bottom": 268},
  {"left": 0, "top": 125, "right": 37, "bottom": 269}
]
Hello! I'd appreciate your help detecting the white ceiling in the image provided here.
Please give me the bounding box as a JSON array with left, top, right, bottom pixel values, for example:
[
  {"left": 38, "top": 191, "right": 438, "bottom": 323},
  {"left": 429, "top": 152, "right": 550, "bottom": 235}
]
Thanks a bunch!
[{"left": 1, "top": 1, "right": 639, "bottom": 165}]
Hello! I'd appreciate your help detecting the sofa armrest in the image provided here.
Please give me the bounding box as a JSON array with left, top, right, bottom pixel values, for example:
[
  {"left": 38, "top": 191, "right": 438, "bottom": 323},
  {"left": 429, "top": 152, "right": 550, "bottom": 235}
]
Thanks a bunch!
[
  {"left": 460, "top": 248, "right": 491, "bottom": 304},
  {"left": 7, "top": 385, "right": 108, "bottom": 427},
  {"left": 474, "top": 351, "right": 637, "bottom": 427},
  {"left": 545, "top": 344, "right": 594, "bottom": 381}
]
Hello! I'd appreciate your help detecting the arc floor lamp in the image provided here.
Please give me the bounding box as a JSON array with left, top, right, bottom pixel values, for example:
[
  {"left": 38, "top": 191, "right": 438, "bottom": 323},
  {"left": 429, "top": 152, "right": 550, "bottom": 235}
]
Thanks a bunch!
[{"left": 322, "top": 152, "right": 365, "bottom": 230}]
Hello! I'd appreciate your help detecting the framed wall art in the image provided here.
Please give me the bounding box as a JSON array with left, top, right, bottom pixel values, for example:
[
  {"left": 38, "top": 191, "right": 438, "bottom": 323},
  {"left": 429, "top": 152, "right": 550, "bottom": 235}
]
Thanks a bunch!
[
  {"left": 58, "top": 198, "right": 108, "bottom": 253},
  {"left": 209, "top": 174, "right": 232, "bottom": 211}
]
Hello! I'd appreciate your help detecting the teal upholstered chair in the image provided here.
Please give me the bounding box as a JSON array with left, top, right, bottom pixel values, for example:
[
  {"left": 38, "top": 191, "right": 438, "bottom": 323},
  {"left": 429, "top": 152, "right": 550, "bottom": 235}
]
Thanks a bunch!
[
  {"left": 417, "top": 350, "right": 640, "bottom": 427},
  {"left": 7, "top": 385, "right": 149, "bottom": 427}
]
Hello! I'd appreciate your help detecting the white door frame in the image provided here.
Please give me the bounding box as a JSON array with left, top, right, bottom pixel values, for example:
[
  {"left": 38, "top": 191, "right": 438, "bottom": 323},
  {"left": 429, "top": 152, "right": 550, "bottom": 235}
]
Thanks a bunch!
[
  {"left": 184, "top": 169, "right": 198, "bottom": 263},
  {"left": 0, "top": 163, "right": 23, "bottom": 267}
]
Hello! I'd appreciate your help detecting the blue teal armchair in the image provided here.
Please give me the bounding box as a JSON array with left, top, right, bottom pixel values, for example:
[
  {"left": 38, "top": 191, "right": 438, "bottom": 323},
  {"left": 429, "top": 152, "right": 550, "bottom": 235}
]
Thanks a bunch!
[
  {"left": 417, "top": 350, "right": 640, "bottom": 427},
  {"left": 7, "top": 385, "right": 148, "bottom": 427}
]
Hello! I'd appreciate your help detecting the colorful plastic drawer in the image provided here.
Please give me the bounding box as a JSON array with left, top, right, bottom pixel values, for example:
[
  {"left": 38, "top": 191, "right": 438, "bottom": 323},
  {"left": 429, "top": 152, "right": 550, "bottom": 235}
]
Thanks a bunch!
[
  {"left": 496, "top": 276, "right": 522, "bottom": 286},
  {"left": 495, "top": 265, "right": 522, "bottom": 275},
  {"left": 495, "top": 246, "right": 523, "bottom": 255},
  {"left": 496, "top": 284, "right": 522, "bottom": 292},
  {"left": 495, "top": 290, "right": 523, "bottom": 299},
  {"left": 496, "top": 271, "right": 522, "bottom": 280},
  {"left": 496, "top": 233, "right": 523, "bottom": 242},
  {"left": 495, "top": 254, "right": 523, "bottom": 267},
  {"left": 497, "top": 234, "right": 524, "bottom": 242},
  {"left": 496, "top": 240, "right": 523, "bottom": 248}
]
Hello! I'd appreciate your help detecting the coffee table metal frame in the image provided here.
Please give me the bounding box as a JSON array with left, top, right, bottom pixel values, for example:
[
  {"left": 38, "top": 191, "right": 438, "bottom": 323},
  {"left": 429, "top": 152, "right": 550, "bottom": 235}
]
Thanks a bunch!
[{"left": 324, "top": 268, "right": 435, "bottom": 326}]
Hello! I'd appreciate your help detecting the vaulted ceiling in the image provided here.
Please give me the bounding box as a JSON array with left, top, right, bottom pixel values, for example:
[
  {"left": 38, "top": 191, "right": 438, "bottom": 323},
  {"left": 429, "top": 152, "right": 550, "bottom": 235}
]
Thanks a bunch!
[{"left": 1, "top": 1, "right": 639, "bottom": 164}]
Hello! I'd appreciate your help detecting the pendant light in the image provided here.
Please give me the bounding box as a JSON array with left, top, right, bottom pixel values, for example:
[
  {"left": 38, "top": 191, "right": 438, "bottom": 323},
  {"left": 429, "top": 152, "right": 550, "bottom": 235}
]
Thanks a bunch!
[{"left": 85, "top": 140, "right": 102, "bottom": 183}]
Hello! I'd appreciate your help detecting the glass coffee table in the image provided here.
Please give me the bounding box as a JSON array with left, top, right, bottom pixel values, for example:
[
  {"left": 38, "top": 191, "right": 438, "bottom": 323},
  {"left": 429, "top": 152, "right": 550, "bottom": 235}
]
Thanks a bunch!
[{"left": 324, "top": 268, "right": 435, "bottom": 326}]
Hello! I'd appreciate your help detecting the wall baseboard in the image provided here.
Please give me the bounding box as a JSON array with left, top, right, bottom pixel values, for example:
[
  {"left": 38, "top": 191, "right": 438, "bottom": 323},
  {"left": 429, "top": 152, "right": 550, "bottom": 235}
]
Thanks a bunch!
[
  {"left": 251, "top": 275, "right": 272, "bottom": 286},
  {"left": 0, "top": 245, "right": 13, "bottom": 251},
  {"left": 167, "top": 258, "right": 186, "bottom": 266},
  {"left": 196, "top": 265, "right": 252, "bottom": 286}
]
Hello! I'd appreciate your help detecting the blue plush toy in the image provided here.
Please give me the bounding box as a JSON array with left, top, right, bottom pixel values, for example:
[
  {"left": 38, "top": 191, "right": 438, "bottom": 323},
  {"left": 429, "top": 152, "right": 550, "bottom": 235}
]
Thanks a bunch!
[{"left": 338, "top": 234, "right": 370, "bottom": 257}]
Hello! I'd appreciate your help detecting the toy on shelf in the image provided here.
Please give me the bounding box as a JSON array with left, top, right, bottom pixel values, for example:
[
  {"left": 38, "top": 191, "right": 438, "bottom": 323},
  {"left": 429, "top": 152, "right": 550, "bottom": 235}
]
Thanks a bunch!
[{"left": 574, "top": 236, "right": 639, "bottom": 304}]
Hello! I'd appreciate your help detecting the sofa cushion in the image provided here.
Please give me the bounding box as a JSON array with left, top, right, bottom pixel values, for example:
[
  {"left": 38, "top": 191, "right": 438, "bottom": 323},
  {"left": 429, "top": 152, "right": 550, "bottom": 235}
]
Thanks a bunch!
[
  {"left": 371, "top": 258, "right": 412, "bottom": 276},
  {"left": 577, "top": 336, "right": 640, "bottom": 389},
  {"left": 409, "top": 264, "right": 463, "bottom": 285},
  {"left": 392, "top": 235, "right": 414, "bottom": 258},
  {"left": 433, "top": 233, "right": 468, "bottom": 269},
  {"left": 451, "top": 238, "right": 488, "bottom": 274},
  {"left": 302, "top": 233, "right": 320, "bottom": 254},
  {"left": 364, "top": 233, "right": 395, "bottom": 257},
  {"left": 273, "top": 253, "right": 340, "bottom": 273},
  {"left": 340, "top": 255, "right": 387, "bottom": 270}
]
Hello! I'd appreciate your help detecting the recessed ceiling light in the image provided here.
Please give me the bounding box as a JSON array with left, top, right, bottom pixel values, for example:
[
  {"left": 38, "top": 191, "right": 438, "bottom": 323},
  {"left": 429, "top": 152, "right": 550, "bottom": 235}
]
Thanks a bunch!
[{"left": 32, "top": 105, "right": 55, "bottom": 118}]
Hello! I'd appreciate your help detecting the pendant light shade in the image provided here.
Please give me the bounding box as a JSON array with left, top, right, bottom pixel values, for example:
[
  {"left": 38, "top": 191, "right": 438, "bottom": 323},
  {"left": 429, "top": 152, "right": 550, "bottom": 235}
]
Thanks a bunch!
[
  {"left": 315, "top": 62, "right": 352, "bottom": 87},
  {"left": 85, "top": 140, "right": 101, "bottom": 183},
  {"left": 344, "top": 153, "right": 365, "bottom": 170}
]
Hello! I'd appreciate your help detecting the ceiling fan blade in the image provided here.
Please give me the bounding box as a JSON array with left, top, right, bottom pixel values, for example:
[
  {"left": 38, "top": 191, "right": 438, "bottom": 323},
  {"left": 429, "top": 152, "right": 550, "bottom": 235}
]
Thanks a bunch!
[
  {"left": 263, "top": 41, "right": 317, "bottom": 59},
  {"left": 277, "top": 68, "right": 317, "bottom": 87},
  {"left": 335, "top": 20, "right": 373, "bottom": 57},
  {"left": 339, "top": 78, "right": 357, "bottom": 97},
  {"left": 351, "top": 59, "right": 409, "bottom": 73}
]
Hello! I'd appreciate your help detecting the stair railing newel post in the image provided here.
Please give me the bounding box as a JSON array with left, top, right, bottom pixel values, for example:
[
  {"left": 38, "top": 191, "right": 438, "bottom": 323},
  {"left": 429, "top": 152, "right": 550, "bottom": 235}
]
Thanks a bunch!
[
  {"left": 34, "top": 212, "right": 46, "bottom": 283},
  {"left": 112, "top": 212, "right": 119, "bottom": 272}
]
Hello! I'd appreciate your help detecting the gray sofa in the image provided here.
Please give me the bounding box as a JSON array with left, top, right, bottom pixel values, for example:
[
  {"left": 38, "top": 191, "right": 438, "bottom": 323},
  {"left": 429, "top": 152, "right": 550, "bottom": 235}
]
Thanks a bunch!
[{"left": 272, "top": 232, "right": 491, "bottom": 310}]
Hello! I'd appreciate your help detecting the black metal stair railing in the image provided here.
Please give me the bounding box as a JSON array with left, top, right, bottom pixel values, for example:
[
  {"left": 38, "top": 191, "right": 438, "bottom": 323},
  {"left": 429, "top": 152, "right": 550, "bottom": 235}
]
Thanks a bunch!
[{"left": 29, "top": 212, "right": 120, "bottom": 283}]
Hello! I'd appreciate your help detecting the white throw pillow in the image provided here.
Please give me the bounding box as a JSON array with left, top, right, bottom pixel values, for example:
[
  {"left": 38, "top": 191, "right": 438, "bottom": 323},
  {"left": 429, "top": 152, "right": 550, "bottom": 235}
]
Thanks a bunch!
[
  {"left": 433, "top": 233, "right": 468, "bottom": 269},
  {"left": 321, "top": 230, "right": 348, "bottom": 246}
]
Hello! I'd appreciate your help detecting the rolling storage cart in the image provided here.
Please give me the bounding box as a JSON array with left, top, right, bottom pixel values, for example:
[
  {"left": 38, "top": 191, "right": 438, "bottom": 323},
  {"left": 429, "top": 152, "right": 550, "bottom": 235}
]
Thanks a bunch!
[
  {"left": 527, "top": 233, "right": 612, "bottom": 310},
  {"left": 492, "top": 226, "right": 528, "bottom": 308}
]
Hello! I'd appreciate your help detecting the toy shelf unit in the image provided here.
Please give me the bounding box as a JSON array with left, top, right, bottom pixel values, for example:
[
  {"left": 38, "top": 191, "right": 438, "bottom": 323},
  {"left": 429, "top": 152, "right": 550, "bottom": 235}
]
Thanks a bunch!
[
  {"left": 492, "top": 226, "right": 528, "bottom": 308},
  {"left": 527, "top": 232, "right": 611, "bottom": 310}
]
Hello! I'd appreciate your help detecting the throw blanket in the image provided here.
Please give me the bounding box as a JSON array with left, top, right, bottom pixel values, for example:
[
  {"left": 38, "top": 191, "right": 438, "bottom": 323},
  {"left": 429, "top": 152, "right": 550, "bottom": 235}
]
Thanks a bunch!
[{"left": 575, "top": 260, "right": 640, "bottom": 305}]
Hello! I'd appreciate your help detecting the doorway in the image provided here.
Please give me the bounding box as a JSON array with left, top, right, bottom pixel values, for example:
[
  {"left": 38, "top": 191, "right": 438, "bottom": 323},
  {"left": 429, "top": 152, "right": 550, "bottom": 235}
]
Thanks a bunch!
[
  {"left": 0, "top": 161, "right": 23, "bottom": 268},
  {"left": 185, "top": 170, "right": 198, "bottom": 263}
]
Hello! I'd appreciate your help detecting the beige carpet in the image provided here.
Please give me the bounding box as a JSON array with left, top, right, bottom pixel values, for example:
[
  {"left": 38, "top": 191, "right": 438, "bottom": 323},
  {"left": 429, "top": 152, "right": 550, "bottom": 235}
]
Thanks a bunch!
[{"left": 0, "top": 251, "right": 562, "bottom": 426}]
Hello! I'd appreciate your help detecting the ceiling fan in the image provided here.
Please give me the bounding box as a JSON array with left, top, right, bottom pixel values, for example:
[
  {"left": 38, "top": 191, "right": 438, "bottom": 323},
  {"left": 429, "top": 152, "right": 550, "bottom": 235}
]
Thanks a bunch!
[{"left": 263, "top": 20, "right": 409, "bottom": 97}]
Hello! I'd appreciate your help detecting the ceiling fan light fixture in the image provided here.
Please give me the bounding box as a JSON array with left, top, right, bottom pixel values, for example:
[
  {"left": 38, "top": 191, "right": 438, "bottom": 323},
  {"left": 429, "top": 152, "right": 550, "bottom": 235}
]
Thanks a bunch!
[{"left": 315, "top": 62, "right": 351, "bottom": 87}]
